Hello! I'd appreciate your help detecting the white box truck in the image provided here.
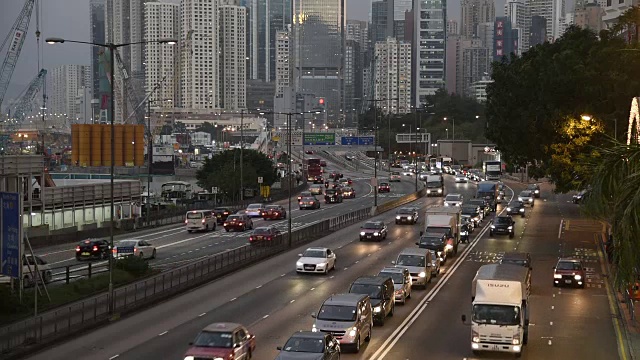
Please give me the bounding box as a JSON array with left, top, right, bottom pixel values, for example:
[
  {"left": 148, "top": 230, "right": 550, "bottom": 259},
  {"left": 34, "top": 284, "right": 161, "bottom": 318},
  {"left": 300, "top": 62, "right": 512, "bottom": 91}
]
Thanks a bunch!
[
  {"left": 464, "top": 264, "right": 530, "bottom": 357},
  {"left": 422, "top": 206, "right": 461, "bottom": 256},
  {"left": 424, "top": 175, "right": 444, "bottom": 197}
]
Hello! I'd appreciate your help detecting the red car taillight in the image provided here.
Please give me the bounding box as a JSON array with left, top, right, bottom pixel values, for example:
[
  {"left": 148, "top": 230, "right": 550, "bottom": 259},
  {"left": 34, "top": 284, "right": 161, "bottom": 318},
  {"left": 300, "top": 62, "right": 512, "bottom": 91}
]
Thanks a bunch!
[
  {"left": 92, "top": 245, "right": 99, "bottom": 252},
  {"left": 249, "top": 236, "right": 253, "bottom": 241},
  {"left": 75, "top": 246, "right": 80, "bottom": 252},
  {"left": 267, "top": 237, "right": 272, "bottom": 241}
]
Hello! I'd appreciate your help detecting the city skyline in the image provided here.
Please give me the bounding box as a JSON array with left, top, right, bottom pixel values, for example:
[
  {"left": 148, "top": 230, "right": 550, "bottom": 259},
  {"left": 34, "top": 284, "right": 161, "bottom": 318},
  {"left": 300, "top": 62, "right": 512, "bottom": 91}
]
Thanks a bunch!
[{"left": 1, "top": 0, "right": 517, "bottom": 92}]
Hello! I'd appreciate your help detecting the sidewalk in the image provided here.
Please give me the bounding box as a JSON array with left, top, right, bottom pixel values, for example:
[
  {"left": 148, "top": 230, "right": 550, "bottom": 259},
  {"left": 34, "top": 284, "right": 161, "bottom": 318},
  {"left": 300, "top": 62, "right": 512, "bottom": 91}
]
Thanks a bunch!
[{"left": 615, "top": 288, "right": 640, "bottom": 359}]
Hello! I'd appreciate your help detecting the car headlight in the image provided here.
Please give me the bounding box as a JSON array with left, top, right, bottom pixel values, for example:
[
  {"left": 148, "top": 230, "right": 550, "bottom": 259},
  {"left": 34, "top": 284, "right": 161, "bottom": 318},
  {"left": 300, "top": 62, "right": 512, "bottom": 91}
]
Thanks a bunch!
[
  {"left": 506, "top": 208, "right": 512, "bottom": 212},
  {"left": 438, "top": 189, "right": 442, "bottom": 193},
  {"left": 456, "top": 203, "right": 461, "bottom": 206},
  {"left": 520, "top": 208, "right": 524, "bottom": 212},
  {"left": 528, "top": 198, "right": 533, "bottom": 202},
  {"left": 184, "top": 357, "right": 195, "bottom": 360},
  {"left": 437, "top": 251, "right": 443, "bottom": 257},
  {"left": 374, "top": 306, "right": 382, "bottom": 312},
  {"left": 373, "top": 232, "right": 379, "bottom": 236},
  {"left": 461, "top": 231, "right": 468, "bottom": 236},
  {"left": 396, "top": 216, "right": 401, "bottom": 219},
  {"left": 426, "top": 190, "right": 431, "bottom": 193},
  {"left": 407, "top": 216, "right": 412, "bottom": 220},
  {"left": 512, "top": 338, "right": 520, "bottom": 345},
  {"left": 418, "top": 272, "right": 426, "bottom": 277},
  {"left": 312, "top": 324, "right": 319, "bottom": 332},
  {"left": 554, "top": 274, "right": 562, "bottom": 279},
  {"left": 360, "top": 232, "right": 365, "bottom": 236},
  {"left": 473, "top": 217, "right": 479, "bottom": 221},
  {"left": 472, "top": 336, "right": 480, "bottom": 343},
  {"left": 518, "top": 197, "right": 523, "bottom": 201},
  {"left": 444, "top": 202, "right": 449, "bottom": 206},
  {"left": 317, "top": 262, "right": 327, "bottom": 268},
  {"left": 348, "top": 327, "right": 357, "bottom": 337},
  {"left": 508, "top": 226, "right": 513, "bottom": 230},
  {"left": 491, "top": 225, "right": 495, "bottom": 229},
  {"left": 445, "top": 244, "right": 453, "bottom": 250},
  {"left": 574, "top": 275, "right": 582, "bottom": 280},
  {"left": 296, "top": 261, "right": 303, "bottom": 267}
]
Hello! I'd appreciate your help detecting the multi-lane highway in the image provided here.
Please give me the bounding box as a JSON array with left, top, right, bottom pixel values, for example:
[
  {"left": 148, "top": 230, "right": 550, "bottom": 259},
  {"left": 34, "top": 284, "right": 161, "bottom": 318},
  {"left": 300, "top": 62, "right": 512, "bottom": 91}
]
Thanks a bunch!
[
  {"left": 25, "top": 174, "right": 622, "bottom": 360},
  {"left": 34, "top": 159, "right": 416, "bottom": 282}
]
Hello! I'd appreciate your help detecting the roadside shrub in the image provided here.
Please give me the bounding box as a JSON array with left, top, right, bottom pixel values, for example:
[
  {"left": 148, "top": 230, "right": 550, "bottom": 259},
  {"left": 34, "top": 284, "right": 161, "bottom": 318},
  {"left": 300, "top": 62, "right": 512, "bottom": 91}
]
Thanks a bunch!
[{"left": 115, "top": 256, "right": 150, "bottom": 276}]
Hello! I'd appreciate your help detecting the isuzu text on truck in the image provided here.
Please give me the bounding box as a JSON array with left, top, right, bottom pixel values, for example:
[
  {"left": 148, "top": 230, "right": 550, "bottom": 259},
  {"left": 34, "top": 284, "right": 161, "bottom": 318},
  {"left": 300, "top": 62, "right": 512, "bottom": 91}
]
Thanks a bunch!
[
  {"left": 463, "top": 263, "right": 530, "bottom": 358},
  {"left": 422, "top": 206, "right": 462, "bottom": 256}
]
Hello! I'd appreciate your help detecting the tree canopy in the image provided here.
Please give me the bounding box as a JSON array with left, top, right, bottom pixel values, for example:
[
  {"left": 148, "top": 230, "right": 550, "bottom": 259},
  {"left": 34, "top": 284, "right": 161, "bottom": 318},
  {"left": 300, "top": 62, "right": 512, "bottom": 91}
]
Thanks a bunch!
[
  {"left": 196, "top": 149, "right": 277, "bottom": 200},
  {"left": 485, "top": 25, "right": 640, "bottom": 191}
]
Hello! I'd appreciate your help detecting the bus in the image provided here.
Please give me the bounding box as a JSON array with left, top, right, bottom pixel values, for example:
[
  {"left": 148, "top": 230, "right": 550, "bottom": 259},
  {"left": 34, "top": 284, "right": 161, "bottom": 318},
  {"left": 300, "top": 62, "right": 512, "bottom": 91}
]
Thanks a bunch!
[{"left": 306, "top": 158, "right": 322, "bottom": 181}]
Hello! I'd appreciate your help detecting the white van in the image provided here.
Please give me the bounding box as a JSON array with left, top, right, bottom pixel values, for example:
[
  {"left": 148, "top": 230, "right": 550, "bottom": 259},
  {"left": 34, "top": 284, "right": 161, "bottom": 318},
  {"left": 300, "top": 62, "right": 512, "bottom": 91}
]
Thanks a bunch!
[{"left": 185, "top": 210, "right": 217, "bottom": 232}]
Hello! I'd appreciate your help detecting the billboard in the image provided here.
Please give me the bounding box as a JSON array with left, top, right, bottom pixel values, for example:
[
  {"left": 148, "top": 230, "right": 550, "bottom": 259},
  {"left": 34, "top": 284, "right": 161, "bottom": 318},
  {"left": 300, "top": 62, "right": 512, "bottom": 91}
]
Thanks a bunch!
[
  {"left": 304, "top": 133, "right": 335, "bottom": 145},
  {"left": 1, "top": 192, "right": 21, "bottom": 278}
]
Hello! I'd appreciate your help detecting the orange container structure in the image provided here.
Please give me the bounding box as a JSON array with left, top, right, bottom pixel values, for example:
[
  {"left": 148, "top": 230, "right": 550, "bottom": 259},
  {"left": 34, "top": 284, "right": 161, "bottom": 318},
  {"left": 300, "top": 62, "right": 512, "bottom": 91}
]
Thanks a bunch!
[
  {"left": 124, "top": 125, "right": 135, "bottom": 166},
  {"left": 71, "top": 124, "right": 80, "bottom": 164},
  {"left": 101, "top": 124, "right": 112, "bottom": 166},
  {"left": 90, "top": 125, "right": 103, "bottom": 166},
  {"left": 134, "top": 124, "right": 145, "bottom": 166},
  {"left": 113, "top": 124, "right": 125, "bottom": 166},
  {"left": 78, "top": 124, "right": 92, "bottom": 167}
]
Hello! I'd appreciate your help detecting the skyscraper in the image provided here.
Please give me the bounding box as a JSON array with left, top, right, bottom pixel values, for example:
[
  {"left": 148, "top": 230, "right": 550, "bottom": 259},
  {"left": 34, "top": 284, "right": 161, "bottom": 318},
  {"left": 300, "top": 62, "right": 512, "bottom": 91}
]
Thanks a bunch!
[
  {"left": 528, "top": 0, "right": 564, "bottom": 42},
  {"left": 374, "top": 38, "right": 412, "bottom": 114},
  {"left": 371, "top": 0, "right": 392, "bottom": 44},
  {"left": 505, "top": 0, "right": 529, "bottom": 54},
  {"left": 413, "top": 0, "right": 446, "bottom": 106},
  {"left": 90, "top": 0, "right": 105, "bottom": 106},
  {"left": 49, "top": 65, "right": 91, "bottom": 122},
  {"left": 129, "top": 0, "right": 149, "bottom": 80},
  {"left": 393, "top": 0, "right": 413, "bottom": 39},
  {"left": 180, "top": 0, "right": 219, "bottom": 109},
  {"left": 456, "top": 39, "right": 491, "bottom": 96},
  {"left": 275, "top": 28, "right": 291, "bottom": 97},
  {"left": 529, "top": 15, "right": 547, "bottom": 46},
  {"left": 248, "top": 0, "right": 292, "bottom": 82},
  {"left": 219, "top": 0, "right": 247, "bottom": 110},
  {"left": 105, "top": 0, "right": 131, "bottom": 122},
  {"left": 144, "top": 2, "right": 179, "bottom": 105},
  {"left": 460, "top": 0, "right": 495, "bottom": 38},
  {"left": 292, "top": 0, "right": 345, "bottom": 124},
  {"left": 494, "top": 17, "right": 519, "bottom": 61}
]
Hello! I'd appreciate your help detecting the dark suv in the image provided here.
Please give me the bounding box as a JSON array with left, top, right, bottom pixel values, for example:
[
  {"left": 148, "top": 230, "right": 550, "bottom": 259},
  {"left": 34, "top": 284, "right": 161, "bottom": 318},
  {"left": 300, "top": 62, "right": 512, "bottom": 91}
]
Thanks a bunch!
[
  {"left": 359, "top": 221, "right": 388, "bottom": 241},
  {"left": 324, "top": 189, "right": 343, "bottom": 203},
  {"left": 527, "top": 183, "right": 541, "bottom": 198},
  {"left": 490, "top": 216, "right": 515, "bottom": 238},
  {"left": 416, "top": 232, "right": 448, "bottom": 263},
  {"left": 349, "top": 276, "right": 395, "bottom": 325},
  {"left": 506, "top": 200, "right": 526, "bottom": 217}
]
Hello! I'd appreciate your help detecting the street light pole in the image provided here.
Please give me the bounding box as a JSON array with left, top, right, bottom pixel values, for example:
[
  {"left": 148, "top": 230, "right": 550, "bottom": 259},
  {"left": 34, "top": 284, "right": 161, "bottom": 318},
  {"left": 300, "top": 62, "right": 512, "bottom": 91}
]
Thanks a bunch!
[
  {"left": 46, "top": 37, "right": 176, "bottom": 315},
  {"left": 374, "top": 105, "right": 378, "bottom": 206},
  {"left": 240, "top": 109, "right": 244, "bottom": 203},
  {"left": 147, "top": 98, "right": 152, "bottom": 226},
  {"left": 287, "top": 113, "right": 292, "bottom": 248}
]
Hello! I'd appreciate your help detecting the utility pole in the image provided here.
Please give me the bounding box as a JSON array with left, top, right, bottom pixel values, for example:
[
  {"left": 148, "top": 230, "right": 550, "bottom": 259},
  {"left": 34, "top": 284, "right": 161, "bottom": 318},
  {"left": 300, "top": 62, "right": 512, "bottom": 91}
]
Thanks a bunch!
[
  {"left": 240, "top": 109, "right": 244, "bottom": 202},
  {"left": 147, "top": 99, "right": 152, "bottom": 225}
]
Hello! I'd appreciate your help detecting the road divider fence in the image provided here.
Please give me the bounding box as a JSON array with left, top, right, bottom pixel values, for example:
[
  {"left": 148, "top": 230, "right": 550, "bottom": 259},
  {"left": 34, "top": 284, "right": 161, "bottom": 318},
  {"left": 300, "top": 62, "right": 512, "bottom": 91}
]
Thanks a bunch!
[{"left": 0, "top": 207, "right": 372, "bottom": 359}]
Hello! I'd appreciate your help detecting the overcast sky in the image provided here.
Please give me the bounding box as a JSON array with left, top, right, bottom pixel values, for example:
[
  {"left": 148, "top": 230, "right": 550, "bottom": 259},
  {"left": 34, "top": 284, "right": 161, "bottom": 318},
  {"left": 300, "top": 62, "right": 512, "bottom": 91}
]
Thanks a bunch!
[{"left": 2, "top": 0, "right": 506, "bottom": 91}]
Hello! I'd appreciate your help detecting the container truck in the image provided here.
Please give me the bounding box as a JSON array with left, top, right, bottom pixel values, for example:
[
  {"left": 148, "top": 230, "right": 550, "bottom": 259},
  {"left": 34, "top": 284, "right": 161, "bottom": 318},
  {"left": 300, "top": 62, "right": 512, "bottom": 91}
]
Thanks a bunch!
[
  {"left": 422, "top": 206, "right": 461, "bottom": 256},
  {"left": 476, "top": 181, "right": 499, "bottom": 210},
  {"left": 464, "top": 264, "right": 530, "bottom": 357},
  {"left": 306, "top": 158, "right": 322, "bottom": 181}
]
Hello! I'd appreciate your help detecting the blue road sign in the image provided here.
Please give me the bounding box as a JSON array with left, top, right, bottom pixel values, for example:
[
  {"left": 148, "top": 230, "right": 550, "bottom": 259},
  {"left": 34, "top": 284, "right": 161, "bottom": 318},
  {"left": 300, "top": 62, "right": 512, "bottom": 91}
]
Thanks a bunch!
[
  {"left": 341, "top": 136, "right": 357, "bottom": 145},
  {"left": 1, "top": 192, "right": 21, "bottom": 278},
  {"left": 358, "top": 136, "right": 375, "bottom": 146}
]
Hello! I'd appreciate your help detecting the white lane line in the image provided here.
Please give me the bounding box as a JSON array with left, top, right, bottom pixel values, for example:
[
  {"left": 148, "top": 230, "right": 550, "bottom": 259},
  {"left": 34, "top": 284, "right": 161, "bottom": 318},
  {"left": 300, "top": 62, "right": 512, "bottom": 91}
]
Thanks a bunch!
[
  {"left": 199, "top": 313, "right": 207, "bottom": 317},
  {"left": 558, "top": 219, "right": 564, "bottom": 239},
  {"left": 371, "top": 185, "right": 514, "bottom": 360},
  {"left": 263, "top": 314, "right": 269, "bottom": 319},
  {"left": 281, "top": 273, "right": 286, "bottom": 277},
  {"left": 256, "top": 285, "right": 263, "bottom": 289},
  {"left": 158, "top": 331, "right": 168, "bottom": 336},
  {"left": 230, "top": 297, "right": 237, "bottom": 302},
  {"left": 109, "top": 355, "right": 120, "bottom": 360},
  {"left": 157, "top": 232, "right": 214, "bottom": 249},
  {"left": 290, "top": 299, "right": 296, "bottom": 303},
  {"left": 310, "top": 287, "right": 316, "bottom": 291}
]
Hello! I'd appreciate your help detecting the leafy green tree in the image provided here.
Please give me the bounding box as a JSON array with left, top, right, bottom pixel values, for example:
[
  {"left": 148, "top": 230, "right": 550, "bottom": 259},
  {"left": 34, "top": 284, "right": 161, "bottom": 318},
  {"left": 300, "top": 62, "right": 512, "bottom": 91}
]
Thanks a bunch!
[
  {"left": 486, "top": 25, "right": 640, "bottom": 190},
  {"left": 196, "top": 149, "right": 276, "bottom": 199}
]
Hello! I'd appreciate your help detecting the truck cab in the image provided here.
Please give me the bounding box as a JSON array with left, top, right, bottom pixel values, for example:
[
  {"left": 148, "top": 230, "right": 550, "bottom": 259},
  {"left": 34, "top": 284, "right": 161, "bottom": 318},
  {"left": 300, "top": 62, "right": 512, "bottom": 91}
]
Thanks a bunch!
[
  {"left": 465, "top": 264, "right": 530, "bottom": 357},
  {"left": 476, "top": 181, "right": 499, "bottom": 209},
  {"left": 424, "top": 207, "right": 462, "bottom": 256}
]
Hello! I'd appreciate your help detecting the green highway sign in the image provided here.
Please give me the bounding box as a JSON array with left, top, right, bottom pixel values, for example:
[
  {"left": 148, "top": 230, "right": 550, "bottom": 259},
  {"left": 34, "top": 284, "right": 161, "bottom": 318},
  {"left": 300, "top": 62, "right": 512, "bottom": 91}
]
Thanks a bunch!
[{"left": 304, "top": 133, "right": 335, "bottom": 145}]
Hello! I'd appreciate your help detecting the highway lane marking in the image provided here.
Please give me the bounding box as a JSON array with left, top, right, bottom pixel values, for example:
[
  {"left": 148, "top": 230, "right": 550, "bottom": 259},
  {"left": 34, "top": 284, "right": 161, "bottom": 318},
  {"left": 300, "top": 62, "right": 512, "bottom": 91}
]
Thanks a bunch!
[
  {"left": 310, "top": 287, "right": 315, "bottom": 291},
  {"left": 256, "top": 285, "right": 263, "bottom": 289},
  {"left": 158, "top": 331, "right": 168, "bottom": 336},
  {"left": 109, "top": 355, "right": 119, "bottom": 360},
  {"left": 371, "top": 184, "right": 515, "bottom": 360},
  {"left": 199, "top": 312, "right": 207, "bottom": 317},
  {"left": 281, "top": 273, "right": 286, "bottom": 277},
  {"left": 290, "top": 299, "right": 295, "bottom": 303},
  {"left": 558, "top": 219, "right": 564, "bottom": 239},
  {"left": 263, "top": 314, "right": 269, "bottom": 319},
  {"left": 230, "top": 297, "right": 237, "bottom": 301}
]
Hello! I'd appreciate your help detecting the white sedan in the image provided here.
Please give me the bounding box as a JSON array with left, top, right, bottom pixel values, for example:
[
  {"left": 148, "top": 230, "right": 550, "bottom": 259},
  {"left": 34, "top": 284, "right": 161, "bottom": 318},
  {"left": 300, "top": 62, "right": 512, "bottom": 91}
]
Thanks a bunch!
[
  {"left": 454, "top": 174, "right": 468, "bottom": 183},
  {"left": 444, "top": 193, "right": 464, "bottom": 207},
  {"left": 296, "top": 247, "right": 337, "bottom": 274},
  {"left": 113, "top": 239, "right": 157, "bottom": 259}
]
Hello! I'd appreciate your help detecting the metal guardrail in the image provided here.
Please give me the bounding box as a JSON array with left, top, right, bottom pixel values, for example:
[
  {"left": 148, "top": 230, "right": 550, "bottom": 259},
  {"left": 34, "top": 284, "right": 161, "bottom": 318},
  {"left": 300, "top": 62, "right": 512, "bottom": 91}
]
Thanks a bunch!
[{"left": 0, "top": 207, "right": 372, "bottom": 358}]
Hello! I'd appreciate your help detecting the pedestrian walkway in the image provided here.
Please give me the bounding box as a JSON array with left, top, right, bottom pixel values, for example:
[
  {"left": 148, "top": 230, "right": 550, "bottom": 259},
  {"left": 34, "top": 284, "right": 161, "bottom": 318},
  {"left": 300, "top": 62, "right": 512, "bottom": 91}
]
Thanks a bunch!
[{"left": 615, "top": 288, "right": 640, "bottom": 359}]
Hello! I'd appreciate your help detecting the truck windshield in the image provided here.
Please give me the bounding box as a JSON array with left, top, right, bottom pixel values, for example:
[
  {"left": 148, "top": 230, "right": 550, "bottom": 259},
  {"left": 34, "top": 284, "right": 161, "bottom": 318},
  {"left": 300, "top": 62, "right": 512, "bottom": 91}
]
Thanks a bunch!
[
  {"left": 426, "top": 181, "right": 441, "bottom": 188},
  {"left": 317, "top": 305, "right": 357, "bottom": 321},
  {"left": 472, "top": 304, "right": 520, "bottom": 326}
]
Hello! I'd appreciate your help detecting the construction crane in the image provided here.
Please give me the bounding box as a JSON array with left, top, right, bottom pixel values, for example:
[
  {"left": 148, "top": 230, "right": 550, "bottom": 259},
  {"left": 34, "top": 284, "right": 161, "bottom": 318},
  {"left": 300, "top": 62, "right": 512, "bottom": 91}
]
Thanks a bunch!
[
  {"left": 0, "top": 0, "right": 36, "bottom": 110},
  {"left": 0, "top": 69, "right": 46, "bottom": 152}
]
